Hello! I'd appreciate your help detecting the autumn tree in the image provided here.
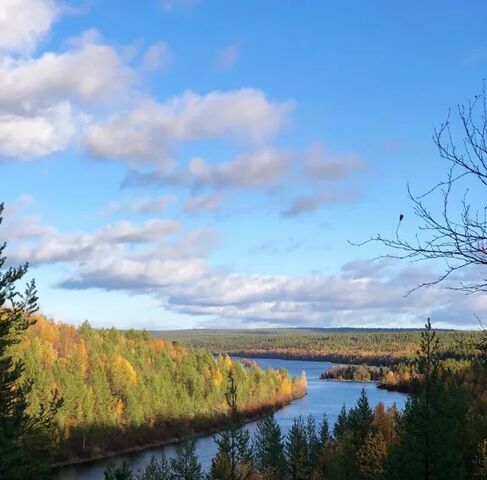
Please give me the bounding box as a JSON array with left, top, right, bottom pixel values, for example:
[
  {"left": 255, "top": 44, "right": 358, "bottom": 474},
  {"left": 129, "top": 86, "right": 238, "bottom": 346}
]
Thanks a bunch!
[
  {"left": 208, "top": 370, "right": 255, "bottom": 480},
  {"left": 0, "top": 203, "right": 61, "bottom": 480}
]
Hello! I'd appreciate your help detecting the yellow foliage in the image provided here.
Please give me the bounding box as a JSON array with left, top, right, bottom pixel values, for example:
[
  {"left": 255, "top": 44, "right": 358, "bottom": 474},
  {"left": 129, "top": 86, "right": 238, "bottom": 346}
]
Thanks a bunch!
[
  {"left": 113, "top": 399, "right": 124, "bottom": 420},
  {"left": 213, "top": 369, "right": 224, "bottom": 387},
  {"left": 114, "top": 356, "right": 137, "bottom": 384},
  {"left": 280, "top": 377, "right": 293, "bottom": 397},
  {"left": 223, "top": 355, "right": 233, "bottom": 370},
  {"left": 78, "top": 339, "right": 89, "bottom": 379}
]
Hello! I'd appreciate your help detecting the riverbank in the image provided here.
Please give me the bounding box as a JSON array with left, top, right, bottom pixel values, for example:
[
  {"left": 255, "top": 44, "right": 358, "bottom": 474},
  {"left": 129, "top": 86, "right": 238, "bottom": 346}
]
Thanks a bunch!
[
  {"left": 226, "top": 350, "right": 408, "bottom": 366},
  {"left": 53, "top": 390, "right": 307, "bottom": 471}
]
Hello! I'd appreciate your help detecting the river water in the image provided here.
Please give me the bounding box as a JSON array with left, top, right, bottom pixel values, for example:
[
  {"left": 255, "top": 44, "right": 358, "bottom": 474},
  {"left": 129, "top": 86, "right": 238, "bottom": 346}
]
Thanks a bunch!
[{"left": 55, "top": 358, "right": 407, "bottom": 480}]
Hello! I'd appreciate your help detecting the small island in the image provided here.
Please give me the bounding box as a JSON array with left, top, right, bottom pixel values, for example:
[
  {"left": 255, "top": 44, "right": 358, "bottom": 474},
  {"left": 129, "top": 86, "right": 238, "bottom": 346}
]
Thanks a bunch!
[{"left": 321, "top": 364, "right": 411, "bottom": 392}]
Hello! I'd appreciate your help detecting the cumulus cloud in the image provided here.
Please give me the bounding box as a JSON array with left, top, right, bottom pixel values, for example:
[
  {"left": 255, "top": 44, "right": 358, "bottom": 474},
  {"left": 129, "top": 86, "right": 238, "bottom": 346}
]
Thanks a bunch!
[
  {"left": 0, "top": 0, "right": 59, "bottom": 54},
  {"left": 141, "top": 42, "right": 172, "bottom": 72},
  {"left": 5, "top": 205, "right": 485, "bottom": 328},
  {"left": 216, "top": 44, "right": 240, "bottom": 69},
  {"left": 124, "top": 148, "right": 291, "bottom": 191},
  {"left": 0, "top": 31, "right": 137, "bottom": 158},
  {"left": 189, "top": 148, "right": 291, "bottom": 189},
  {"left": 282, "top": 188, "right": 360, "bottom": 217},
  {"left": 84, "top": 89, "right": 292, "bottom": 167},
  {"left": 0, "top": 33, "right": 136, "bottom": 112},
  {"left": 9, "top": 219, "right": 180, "bottom": 264},
  {"left": 0, "top": 102, "right": 84, "bottom": 158}
]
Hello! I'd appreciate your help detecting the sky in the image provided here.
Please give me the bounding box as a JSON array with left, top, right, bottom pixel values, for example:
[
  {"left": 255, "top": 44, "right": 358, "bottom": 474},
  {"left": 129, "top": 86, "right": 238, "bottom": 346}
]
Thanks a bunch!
[{"left": 2, "top": 0, "right": 487, "bottom": 330}]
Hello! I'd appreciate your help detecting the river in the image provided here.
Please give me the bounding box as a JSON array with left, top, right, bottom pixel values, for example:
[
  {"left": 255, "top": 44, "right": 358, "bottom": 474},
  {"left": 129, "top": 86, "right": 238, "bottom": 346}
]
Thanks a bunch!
[{"left": 55, "top": 358, "right": 407, "bottom": 479}]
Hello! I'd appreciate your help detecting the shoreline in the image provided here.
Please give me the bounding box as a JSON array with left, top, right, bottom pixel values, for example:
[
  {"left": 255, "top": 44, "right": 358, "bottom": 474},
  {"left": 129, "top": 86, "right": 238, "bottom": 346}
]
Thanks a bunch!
[
  {"left": 53, "top": 391, "right": 307, "bottom": 471},
  {"left": 226, "top": 351, "right": 407, "bottom": 367}
]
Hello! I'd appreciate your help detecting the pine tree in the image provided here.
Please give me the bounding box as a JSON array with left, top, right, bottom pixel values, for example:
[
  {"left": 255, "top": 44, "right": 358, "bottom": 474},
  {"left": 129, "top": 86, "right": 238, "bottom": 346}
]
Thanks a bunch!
[
  {"left": 348, "top": 388, "right": 374, "bottom": 447},
  {"left": 319, "top": 414, "right": 330, "bottom": 445},
  {"left": 357, "top": 431, "right": 387, "bottom": 480},
  {"left": 285, "top": 416, "right": 309, "bottom": 480},
  {"left": 333, "top": 404, "right": 349, "bottom": 440},
  {"left": 0, "top": 203, "right": 62, "bottom": 480},
  {"left": 253, "top": 415, "right": 286, "bottom": 480},
  {"left": 137, "top": 455, "right": 171, "bottom": 480},
  {"left": 105, "top": 461, "right": 134, "bottom": 480},
  {"left": 170, "top": 439, "right": 203, "bottom": 480},
  {"left": 306, "top": 414, "right": 320, "bottom": 475},
  {"left": 387, "top": 320, "right": 467, "bottom": 480}
]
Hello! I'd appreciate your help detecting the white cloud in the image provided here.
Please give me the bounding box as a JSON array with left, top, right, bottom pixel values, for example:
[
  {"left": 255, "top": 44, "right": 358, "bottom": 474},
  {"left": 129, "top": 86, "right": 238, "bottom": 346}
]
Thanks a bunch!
[
  {"left": 0, "top": 35, "right": 136, "bottom": 112},
  {"left": 0, "top": 0, "right": 59, "bottom": 54},
  {"left": 0, "top": 102, "right": 82, "bottom": 158},
  {"left": 142, "top": 42, "right": 172, "bottom": 72},
  {"left": 189, "top": 148, "right": 291, "bottom": 189},
  {"left": 216, "top": 44, "right": 240, "bottom": 69},
  {"left": 84, "top": 89, "right": 293, "bottom": 167},
  {"left": 0, "top": 31, "right": 137, "bottom": 159},
  {"left": 124, "top": 148, "right": 291, "bottom": 191},
  {"left": 5, "top": 206, "right": 485, "bottom": 328},
  {"left": 9, "top": 219, "right": 181, "bottom": 264}
]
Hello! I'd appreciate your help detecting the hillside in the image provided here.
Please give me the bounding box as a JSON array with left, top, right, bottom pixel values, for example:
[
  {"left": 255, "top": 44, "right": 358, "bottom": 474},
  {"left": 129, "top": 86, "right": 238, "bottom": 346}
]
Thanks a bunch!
[{"left": 18, "top": 317, "right": 307, "bottom": 463}]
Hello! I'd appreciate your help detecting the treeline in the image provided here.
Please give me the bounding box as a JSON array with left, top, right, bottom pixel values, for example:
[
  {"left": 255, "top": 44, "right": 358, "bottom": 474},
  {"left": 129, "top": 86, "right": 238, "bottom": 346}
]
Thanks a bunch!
[
  {"left": 18, "top": 316, "right": 306, "bottom": 462},
  {"left": 321, "top": 364, "right": 393, "bottom": 382},
  {"left": 106, "top": 321, "right": 487, "bottom": 480},
  {"left": 154, "top": 328, "right": 480, "bottom": 366}
]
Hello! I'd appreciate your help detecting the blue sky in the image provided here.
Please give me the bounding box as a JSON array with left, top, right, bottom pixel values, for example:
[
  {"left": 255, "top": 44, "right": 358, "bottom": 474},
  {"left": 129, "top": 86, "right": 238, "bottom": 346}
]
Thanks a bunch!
[{"left": 2, "top": 0, "right": 487, "bottom": 329}]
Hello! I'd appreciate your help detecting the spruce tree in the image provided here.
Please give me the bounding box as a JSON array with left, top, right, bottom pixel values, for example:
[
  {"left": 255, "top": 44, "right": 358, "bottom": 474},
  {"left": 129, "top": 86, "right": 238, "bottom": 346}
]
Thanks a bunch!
[
  {"left": 104, "top": 461, "right": 134, "bottom": 480},
  {"left": 170, "top": 439, "right": 203, "bottom": 480},
  {"left": 357, "top": 431, "right": 387, "bottom": 480},
  {"left": 306, "top": 414, "right": 320, "bottom": 475},
  {"left": 387, "top": 320, "right": 467, "bottom": 480},
  {"left": 0, "top": 203, "right": 61, "bottom": 480},
  {"left": 137, "top": 455, "right": 171, "bottom": 480},
  {"left": 318, "top": 414, "right": 330, "bottom": 445},
  {"left": 333, "top": 404, "right": 349, "bottom": 440},
  {"left": 285, "top": 416, "right": 309, "bottom": 480},
  {"left": 348, "top": 388, "right": 374, "bottom": 447},
  {"left": 253, "top": 415, "right": 286, "bottom": 480}
]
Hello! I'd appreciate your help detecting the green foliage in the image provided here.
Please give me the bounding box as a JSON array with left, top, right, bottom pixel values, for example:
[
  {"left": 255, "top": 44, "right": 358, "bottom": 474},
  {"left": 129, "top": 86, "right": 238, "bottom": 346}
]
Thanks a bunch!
[
  {"left": 208, "top": 371, "right": 256, "bottom": 480},
  {"left": 154, "top": 327, "right": 481, "bottom": 366},
  {"left": 16, "top": 317, "right": 304, "bottom": 461},
  {"left": 136, "top": 455, "right": 171, "bottom": 480},
  {"left": 0, "top": 203, "right": 61, "bottom": 480},
  {"left": 170, "top": 440, "right": 203, "bottom": 480},
  {"left": 285, "top": 416, "right": 309, "bottom": 480},
  {"left": 253, "top": 415, "right": 286, "bottom": 480},
  {"left": 105, "top": 461, "right": 134, "bottom": 480}
]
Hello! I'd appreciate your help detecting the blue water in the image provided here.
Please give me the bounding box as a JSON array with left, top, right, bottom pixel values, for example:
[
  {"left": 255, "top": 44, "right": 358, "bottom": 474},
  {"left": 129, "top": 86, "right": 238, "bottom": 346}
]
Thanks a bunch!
[{"left": 55, "top": 358, "right": 407, "bottom": 479}]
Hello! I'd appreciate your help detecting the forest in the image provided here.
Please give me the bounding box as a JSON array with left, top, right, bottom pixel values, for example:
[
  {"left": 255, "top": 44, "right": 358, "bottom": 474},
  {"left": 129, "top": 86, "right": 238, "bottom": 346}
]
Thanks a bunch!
[
  {"left": 105, "top": 321, "right": 487, "bottom": 480},
  {"left": 20, "top": 317, "right": 306, "bottom": 463},
  {"left": 154, "top": 328, "right": 480, "bottom": 366}
]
